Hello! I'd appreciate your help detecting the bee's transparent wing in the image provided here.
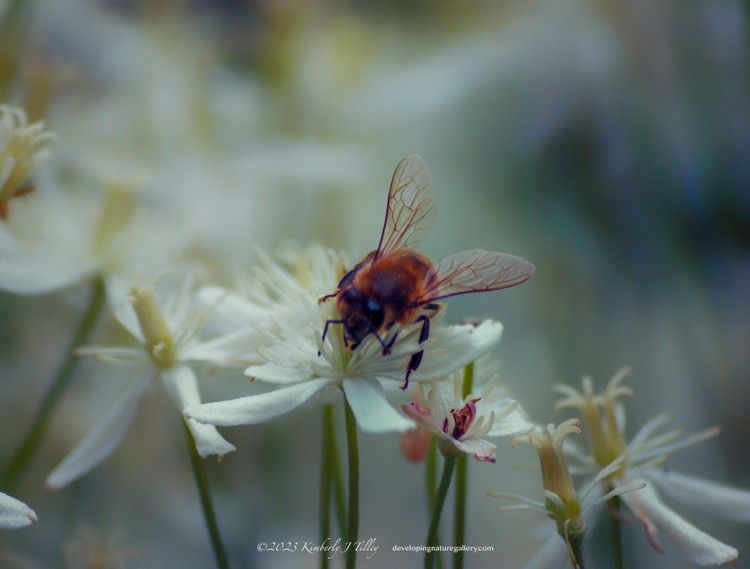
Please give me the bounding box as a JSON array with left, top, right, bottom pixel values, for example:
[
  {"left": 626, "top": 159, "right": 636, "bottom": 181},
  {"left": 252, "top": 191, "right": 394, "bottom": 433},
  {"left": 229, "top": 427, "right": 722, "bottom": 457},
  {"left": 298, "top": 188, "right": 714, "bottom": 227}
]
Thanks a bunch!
[
  {"left": 376, "top": 154, "right": 436, "bottom": 258},
  {"left": 418, "top": 249, "right": 535, "bottom": 302}
]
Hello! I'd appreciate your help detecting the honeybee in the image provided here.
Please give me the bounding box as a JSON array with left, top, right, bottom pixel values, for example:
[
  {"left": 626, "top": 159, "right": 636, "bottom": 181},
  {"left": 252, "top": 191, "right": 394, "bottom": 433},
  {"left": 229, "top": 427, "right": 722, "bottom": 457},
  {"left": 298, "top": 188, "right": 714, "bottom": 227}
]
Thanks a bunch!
[{"left": 320, "top": 154, "right": 534, "bottom": 389}]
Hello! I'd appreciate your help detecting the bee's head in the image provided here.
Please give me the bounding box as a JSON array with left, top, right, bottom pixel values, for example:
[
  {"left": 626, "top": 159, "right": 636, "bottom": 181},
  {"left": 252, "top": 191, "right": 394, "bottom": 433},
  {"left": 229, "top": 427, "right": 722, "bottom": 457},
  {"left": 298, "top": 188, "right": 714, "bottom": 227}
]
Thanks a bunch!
[{"left": 337, "top": 287, "right": 384, "bottom": 345}]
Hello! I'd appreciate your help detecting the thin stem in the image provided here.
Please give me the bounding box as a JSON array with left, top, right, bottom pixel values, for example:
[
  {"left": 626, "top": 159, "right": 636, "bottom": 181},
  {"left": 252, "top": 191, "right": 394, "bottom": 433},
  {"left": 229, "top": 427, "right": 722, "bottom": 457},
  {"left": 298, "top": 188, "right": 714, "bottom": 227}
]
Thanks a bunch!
[
  {"left": 320, "top": 404, "right": 347, "bottom": 568},
  {"left": 1, "top": 277, "right": 105, "bottom": 492},
  {"left": 344, "top": 397, "right": 359, "bottom": 569},
  {"left": 329, "top": 408, "right": 347, "bottom": 539},
  {"left": 320, "top": 406, "right": 332, "bottom": 569},
  {"left": 425, "top": 439, "right": 444, "bottom": 569},
  {"left": 608, "top": 495, "right": 624, "bottom": 569},
  {"left": 426, "top": 438, "right": 438, "bottom": 511},
  {"left": 453, "top": 363, "right": 474, "bottom": 569},
  {"left": 183, "top": 420, "right": 230, "bottom": 569},
  {"left": 453, "top": 453, "right": 467, "bottom": 569},
  {"left": 425, "top": 454, "right": 456, "bottom": 569}
]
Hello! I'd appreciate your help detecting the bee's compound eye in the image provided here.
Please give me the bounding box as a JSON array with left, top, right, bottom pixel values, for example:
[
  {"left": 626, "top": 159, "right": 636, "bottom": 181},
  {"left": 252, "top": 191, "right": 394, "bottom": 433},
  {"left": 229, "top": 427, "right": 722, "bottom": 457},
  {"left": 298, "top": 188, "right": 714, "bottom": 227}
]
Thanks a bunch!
[{"left": 365, "top": 299, "right": 384, "bottom": 328}]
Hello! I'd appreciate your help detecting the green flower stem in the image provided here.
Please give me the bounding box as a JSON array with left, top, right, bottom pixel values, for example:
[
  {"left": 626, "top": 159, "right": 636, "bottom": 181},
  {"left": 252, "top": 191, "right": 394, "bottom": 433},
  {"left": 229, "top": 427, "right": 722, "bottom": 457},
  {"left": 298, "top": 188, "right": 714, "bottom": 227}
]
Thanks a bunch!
[
  {"left": 608, "top": 495, "right": 623, "bottom": 569},
  {"left": 1, "top": 277, "right": 105, "bottom": 492},
  {"left": 453, "top": 363, "right": 474, "bottom": 569},
  {"left": 426, "top": 438, "right": 438, "bottom": 510},
  {"left": 425, "top": 454, "right": 456, "bottom": 569},
  {"left": 344, "top": 397, "right": 359, "bottom": 569},
  {"left": 320, "top": 404, "right": 347, "bottom": 568},
  {"left": 329, "top": 409, "right": 347, "bottom": 539},
  {"left": 183, "top": 420, "right": 230, "bottom": 569},
  {"left": 320, "top": 406, "right": 333, "bottom": 569},
  {"left": 425, "top": 439, "right": 444, "bottom": 569},
  {"left": 568, "top": 533, "right": 585, "bottom": 569}
]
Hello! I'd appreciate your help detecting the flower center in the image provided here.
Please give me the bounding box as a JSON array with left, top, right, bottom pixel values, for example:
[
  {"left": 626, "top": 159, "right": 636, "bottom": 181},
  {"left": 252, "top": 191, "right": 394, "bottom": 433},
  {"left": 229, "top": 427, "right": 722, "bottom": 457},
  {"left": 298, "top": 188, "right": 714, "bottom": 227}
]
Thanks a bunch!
[
  {"left": 130, "top": 285, "right": 175, "bottom": 368},
  {"left": 444, "top": 398, "right": 481, "bottom": 440},
  {"left": 0, "top": 105, "right": 55, "bottom": 220}
]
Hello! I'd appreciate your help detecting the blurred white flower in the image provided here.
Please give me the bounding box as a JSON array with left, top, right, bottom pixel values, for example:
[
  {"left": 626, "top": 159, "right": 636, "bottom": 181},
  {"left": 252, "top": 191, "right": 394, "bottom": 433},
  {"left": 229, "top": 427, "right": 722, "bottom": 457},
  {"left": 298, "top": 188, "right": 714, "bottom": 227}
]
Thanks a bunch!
[
  {"left": 0, "top": 104, "right": 56, "bottom": 220},
  {"left": 46, "top": 276, "right": 237, "bottom": 489},
  {"left": 0, "top": 492, "right": 36, "bottom": 529},
  {"left": 402, "top": 367, "right": 533, "bottom": 462},
  {"left": 490, "top": 420, "right": 644, "bottom": 569},
  {"left": 0, "top": 172, "right": 189, "bottom": 295},
  {"left": 525, "top": 369, "right": 748, "bottom": 568},
  {"left": 186, "top": 247, "right": 503, "bottom": 433}
]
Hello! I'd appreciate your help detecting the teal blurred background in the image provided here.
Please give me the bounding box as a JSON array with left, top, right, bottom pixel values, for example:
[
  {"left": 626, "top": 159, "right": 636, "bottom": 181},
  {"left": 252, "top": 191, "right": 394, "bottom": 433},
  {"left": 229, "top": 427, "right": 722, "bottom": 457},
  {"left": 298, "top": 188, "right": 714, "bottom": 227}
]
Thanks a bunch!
[{"left": 0, "top": 0, "right": 748, "bottom": 567}]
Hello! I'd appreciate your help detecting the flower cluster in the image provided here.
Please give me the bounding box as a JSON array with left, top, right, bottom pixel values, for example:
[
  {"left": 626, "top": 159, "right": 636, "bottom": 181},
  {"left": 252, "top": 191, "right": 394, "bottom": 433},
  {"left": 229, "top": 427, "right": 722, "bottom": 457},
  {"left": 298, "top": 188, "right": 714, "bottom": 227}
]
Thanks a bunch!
[
  {"left": 491, "top": 369, "right": 750, "bottom": 568},
  {"left": 0, "top": 99, "right": 746, "bottom": 569}
]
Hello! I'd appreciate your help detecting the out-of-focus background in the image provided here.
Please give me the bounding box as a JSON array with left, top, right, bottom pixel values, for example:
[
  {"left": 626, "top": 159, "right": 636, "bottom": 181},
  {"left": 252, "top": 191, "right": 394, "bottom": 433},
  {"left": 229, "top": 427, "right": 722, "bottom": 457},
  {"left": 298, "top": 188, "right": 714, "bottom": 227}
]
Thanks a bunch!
[{"left": 1, "top": 0, "right": 748, "bottom": 567}]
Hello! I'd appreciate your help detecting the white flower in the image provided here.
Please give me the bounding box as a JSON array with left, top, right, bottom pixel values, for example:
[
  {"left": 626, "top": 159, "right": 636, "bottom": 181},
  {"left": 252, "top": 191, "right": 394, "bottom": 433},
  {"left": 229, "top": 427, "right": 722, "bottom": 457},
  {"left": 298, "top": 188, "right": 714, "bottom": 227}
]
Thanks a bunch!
[
  {"left": 46, "top": 276, "right": 236, "bottom": 489},
  {"left": 529, "top": 369, "right": 748, "bottom": 567},
  {"left": 0, "top": 492, "right": 36, "bottom": 529},
  {"left": 0, "top": 171, "right": 189, "bottom": 295},
  {"left": 0, "top": 105, "right": 56, "bottom": 220},
  {"left": 195, "top": 245, "right": 345, "bottom": 352},
  {"left": 490, "top": 420, "right": 644, "bottom": 569},
  {"left": 402, "top": 368, "right": 533, "bottom": 461},
  {"left": 186, "top": 259, "right": 503, "bottom": 434}
]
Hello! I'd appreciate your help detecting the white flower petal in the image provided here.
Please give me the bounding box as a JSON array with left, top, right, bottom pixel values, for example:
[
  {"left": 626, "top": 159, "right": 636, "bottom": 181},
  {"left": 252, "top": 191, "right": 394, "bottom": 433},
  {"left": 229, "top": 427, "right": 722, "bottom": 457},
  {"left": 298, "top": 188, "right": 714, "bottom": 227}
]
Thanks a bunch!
[
  {"left": 486, "top": 402, "right": 534, "bottom": 437},
  {"left": 104, "top": 277, "right": 143, "bottom": 341},
  {"left": 197, "top": 285, "right": 270, "bottom": 329},
  {"left": 186, "top": 377, "right": 336, "bottom": 426},
  {"left": 245, "top": 361, "right": 315, "bottom": 384},
  {"left": 621, "top": 480, "right": 738, "bottom": 566},
  {"left": 453, "top": 437, "right": 496, "bottom": 462},
  {"left": 160, "top": 364, "right": 235, "bottom": 458},
  {"left": 46, "top": 375, "right": 151, "bottom": 489},
  {"left": 0, "top": 257, "right": 93, "bottom": 294},
  {"left": 401, "top": 400, "right": 441, "bottom": 433},
  {"left": 0, "top": 492, "right": 36, "bottom": 529},
  {"left": 342, "top": 378, "right": 414, "bottom": 433},
  {"left": 642, "top": 468, "right": 750, "bottom": 522},
  {"left": 410, "top": 320, "right": 503, "bottom": 380}
]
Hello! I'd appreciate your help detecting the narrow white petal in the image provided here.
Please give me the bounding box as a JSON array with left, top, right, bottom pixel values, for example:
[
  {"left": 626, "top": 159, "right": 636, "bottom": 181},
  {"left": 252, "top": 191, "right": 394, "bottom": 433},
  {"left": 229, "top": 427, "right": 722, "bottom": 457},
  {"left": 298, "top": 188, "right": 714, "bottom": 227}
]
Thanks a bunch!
[
  {"left": 621, "top": 480, "right": 738, "bottom": 566},
  {"left": 186, "top": 377, "right": 336, "bottom": 426},
  {"left": 453, "top": 437, "right": 496, "bottom": 462},
  {"left": 642, "top": 468, "right": 750, "bottom": 522},
  {"left": 46, "top": 375, "right": 151, "bottom": 489},
  {"left": 411, "top": 320, "right": 503, "bottom": 380},
  {"left": 104, "top": 277, "right": 143, "bottom": 341},
  {"left": 486, "top": 403, "right": 535, "bottom": 437},
  {"left": 160, "top": 364, "right": 235, "bottom": 458},
  {"left": 196, "top": 286, "right": 269, "bottom": 328},
  {"left": 342, "top": 378, "right": 414, "bottom": 434},
  {"left": 244, "top": 362, "right": 315, "bottom": 384},
  {"left": 0, "top": 492, "right": 36, "bottom": 529}
]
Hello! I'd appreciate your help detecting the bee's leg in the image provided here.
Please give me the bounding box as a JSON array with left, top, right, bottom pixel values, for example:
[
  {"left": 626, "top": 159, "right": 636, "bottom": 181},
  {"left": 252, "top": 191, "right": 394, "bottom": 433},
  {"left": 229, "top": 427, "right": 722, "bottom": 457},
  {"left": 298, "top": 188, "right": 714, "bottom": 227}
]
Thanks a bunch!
[
  {"left": 319, "top": 319, "right": 345, "bottom": 355},
  {"left": 402, "top": 314, "right": 431, "bottom": 390},
  {"left": 371, "top": 329, "right": 396, "bottom": 356},
  {"left": 318, "top": 291, "right": 338, "bottom": 304}
]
